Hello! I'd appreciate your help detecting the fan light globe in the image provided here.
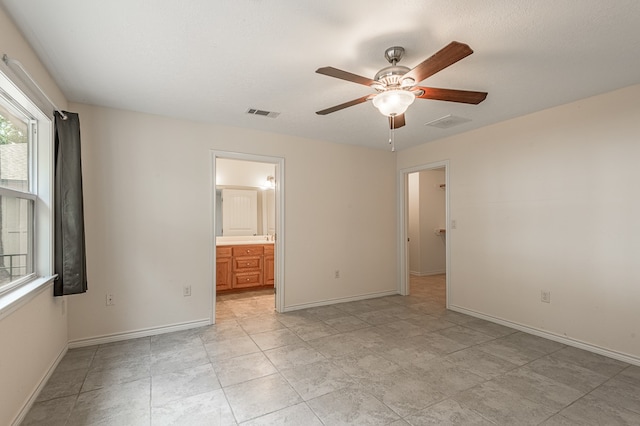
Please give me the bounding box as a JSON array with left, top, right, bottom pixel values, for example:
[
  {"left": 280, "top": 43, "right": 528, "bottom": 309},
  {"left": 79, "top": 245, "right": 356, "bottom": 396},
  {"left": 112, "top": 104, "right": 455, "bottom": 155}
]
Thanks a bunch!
[{"left": 372, "top": 89, "right": 416, "bottom": 117}]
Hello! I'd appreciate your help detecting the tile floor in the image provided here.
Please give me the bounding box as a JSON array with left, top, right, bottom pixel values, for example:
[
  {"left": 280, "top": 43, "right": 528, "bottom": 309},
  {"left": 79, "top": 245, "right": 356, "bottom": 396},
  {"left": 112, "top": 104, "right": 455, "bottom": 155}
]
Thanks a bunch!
[{"left": 22, "top": 275, "right": 640, "bottom": 425}]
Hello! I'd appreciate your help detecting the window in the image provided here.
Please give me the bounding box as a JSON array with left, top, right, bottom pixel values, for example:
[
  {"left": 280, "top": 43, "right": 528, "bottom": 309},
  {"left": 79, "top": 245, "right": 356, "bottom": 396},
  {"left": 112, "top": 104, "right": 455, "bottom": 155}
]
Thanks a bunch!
[{"left": 0, "top": 71, "right": 53, "bottom": 296}]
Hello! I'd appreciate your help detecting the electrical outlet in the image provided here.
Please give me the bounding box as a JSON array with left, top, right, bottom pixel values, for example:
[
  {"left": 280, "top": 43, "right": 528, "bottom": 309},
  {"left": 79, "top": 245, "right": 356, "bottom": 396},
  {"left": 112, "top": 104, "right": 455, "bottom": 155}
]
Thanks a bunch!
[
  {"left": 106, "top": 294, "right": 114, "bottom": 306},
  {"left": 334, "top": 270, "right": 340, "bottom": 279},
  {"left": 183, "top": 285, "right": 192, "bottom": 297},
  {"left": 451, "top": 219, "right": 457, "bottom": 229},
  {"left": 541, "top": 290, "right": 551, "bottom": 303}
]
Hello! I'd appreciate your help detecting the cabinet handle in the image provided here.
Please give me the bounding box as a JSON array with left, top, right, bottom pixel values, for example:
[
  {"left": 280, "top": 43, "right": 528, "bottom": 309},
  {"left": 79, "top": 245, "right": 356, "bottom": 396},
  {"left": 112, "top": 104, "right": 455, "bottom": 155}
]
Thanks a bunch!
[{"left": 246, "top": 262, "right": 250, "bottom": 266}]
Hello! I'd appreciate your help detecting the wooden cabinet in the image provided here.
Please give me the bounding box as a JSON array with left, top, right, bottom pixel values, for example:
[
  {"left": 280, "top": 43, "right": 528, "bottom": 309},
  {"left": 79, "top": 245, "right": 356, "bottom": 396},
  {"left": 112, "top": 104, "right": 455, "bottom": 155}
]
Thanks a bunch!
[
  {"left": 216, "top": 244, "right": 274, "bottom": 293},
  {"left": 216, "top": 246, "right": 233, "bottom": 291},
  {"left": 232, "top": 245, "right": 263, "bottom": 289},
  {"left": 264, "top": 244, "right": 274, "bottom": 286}
]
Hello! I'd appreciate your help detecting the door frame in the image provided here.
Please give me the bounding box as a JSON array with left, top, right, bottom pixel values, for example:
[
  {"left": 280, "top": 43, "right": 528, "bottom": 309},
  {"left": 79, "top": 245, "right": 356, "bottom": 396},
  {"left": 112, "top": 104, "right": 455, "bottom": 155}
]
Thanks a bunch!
[
  {"left": 397, "top": 160, "right": 450, "bottom": 306},
  {"left": 210, "top": 150, "right": 285, "bottom": 323}
]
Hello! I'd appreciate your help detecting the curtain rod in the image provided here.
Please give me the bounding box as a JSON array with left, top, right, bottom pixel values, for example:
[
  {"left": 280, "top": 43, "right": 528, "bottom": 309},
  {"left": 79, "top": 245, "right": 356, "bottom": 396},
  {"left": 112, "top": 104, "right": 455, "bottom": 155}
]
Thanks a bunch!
[{"left": 2, "top": 53, "right": 68, "bottom": 120}]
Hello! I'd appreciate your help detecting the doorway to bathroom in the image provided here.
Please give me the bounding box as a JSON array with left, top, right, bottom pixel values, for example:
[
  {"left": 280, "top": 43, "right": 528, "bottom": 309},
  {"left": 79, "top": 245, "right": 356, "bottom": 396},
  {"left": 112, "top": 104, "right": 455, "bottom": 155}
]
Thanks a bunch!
[
  {"left": 211, "top": 151, "right": 285, "bottom": 324},
  {"left": 399, "top": 160, "right": 450, "bottom": 308}
]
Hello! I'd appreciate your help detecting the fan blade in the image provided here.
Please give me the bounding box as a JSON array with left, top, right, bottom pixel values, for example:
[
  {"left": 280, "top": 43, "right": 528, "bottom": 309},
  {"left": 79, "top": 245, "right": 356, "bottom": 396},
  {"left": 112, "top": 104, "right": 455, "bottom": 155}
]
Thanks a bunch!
[
  {"left": 316, "top": 95, "right": 373, "bottom": 115},
  {"left": 414, "top": 87, "right": 487, "bottom": 104},
  {"left": 389, "top": 114, "right": 406, "bottom": 129},
  {"left": 403, "top": 41, "right": 474, "bottom": 84},
  {"left": 316, "top": 66, "right": 377, "bottom": 86}
]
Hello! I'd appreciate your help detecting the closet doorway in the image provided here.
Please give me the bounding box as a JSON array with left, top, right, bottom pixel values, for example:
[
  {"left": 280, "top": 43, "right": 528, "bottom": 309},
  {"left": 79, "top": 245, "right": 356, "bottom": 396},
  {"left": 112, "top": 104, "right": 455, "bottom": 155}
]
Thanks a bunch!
[
  {"left": 211, "top": 151, "right": 285, "bottom": 324},
  {"left": 399, "top": 160, "right": 450, "bottom": 307}
]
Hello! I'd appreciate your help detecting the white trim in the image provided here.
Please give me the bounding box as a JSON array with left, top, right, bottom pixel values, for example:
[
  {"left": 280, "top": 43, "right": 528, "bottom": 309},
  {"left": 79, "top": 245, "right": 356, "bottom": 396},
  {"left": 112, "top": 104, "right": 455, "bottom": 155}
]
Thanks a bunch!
[
  {"left": 449, "top": 304, "right": 640, "bottom": 367},
  {"left": 398, "top": 160, "right": 450, "bottom": 304},
  {"left": 210, "top": 151, "right": 285, "bottom": 321},
  {"left": 0, "top": 70, "right": 54, "bottom": 279},
  {"left": 397, "top": 171, "right": 408, "bottom": 295},
  {"left": 67, "top": 318, "right": 210, "bottom": 349},
  {"left": 0, "top": 70, "right": 55, "bottom": 305},
  {"left": 0, "top": 275, "right": 55, "bottom": 321},
  {"left": 10, "top": 344, "right": 68, "bottom": 426},
  {"left": 0, "top": 187, "right": 37, "bottom": 200},
  {"left": 283, "top": 290, "right": 398, "bottom": 312},
  {"left": 210, "top": 150, "right": 221, "bottom": 323},
  {"left": 0, "top": 273, "right": 38, "bottom": 297}
]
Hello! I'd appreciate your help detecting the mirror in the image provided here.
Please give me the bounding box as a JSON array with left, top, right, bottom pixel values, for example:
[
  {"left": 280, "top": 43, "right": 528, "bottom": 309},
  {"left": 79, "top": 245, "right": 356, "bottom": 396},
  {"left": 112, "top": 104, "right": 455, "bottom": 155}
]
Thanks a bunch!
[
  {"left": 215, "top": 186, "right": 275, "bottom": 236},
  {"left": 215, "top": 158, "right": 276, "bottom": 238}
]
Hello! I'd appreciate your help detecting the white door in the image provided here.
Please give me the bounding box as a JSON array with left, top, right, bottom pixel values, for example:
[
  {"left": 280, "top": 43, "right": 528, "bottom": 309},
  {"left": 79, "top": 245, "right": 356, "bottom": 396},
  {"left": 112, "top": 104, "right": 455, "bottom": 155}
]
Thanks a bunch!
[{"left": 222, "top": 189, "right": 258, "bottom": 236}]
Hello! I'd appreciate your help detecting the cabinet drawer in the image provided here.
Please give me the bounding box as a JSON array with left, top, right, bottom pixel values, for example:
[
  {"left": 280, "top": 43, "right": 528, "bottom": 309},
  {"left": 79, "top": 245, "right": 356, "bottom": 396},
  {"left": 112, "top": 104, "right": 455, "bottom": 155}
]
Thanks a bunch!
[
  {"left": 264, "top": 244, "right": 274, "bottom": 255},
  {"left": 233, "top": 271, "right": 263, "bottom": 288},
  {"left": 232, "top": 245, "right": 263, "bottom": 257},
  {"left": 216, "top": 246, "right": 232, "bottom": 258},
  {"left": 233, "top": 256, "right": 262, "bottom": 271}
]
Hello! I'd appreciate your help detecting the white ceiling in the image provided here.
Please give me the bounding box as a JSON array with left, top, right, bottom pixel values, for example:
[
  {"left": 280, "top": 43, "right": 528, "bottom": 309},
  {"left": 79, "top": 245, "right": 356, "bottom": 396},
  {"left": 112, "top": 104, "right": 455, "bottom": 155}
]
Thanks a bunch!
[{"left": 3, "top": 0, "right": 640, "bottom": 151}]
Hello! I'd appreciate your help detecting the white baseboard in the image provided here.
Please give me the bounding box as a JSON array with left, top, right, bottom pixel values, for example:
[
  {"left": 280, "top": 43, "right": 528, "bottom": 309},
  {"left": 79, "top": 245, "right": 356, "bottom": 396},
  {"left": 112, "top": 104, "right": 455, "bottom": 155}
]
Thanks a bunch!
[
  {"left": 68, "top": 319, "right": 211, "bottom": 348},
  {"left": 283, "top": 290, "right": 398, "bottom": 312},
  {"left": 11, "top": 344, "right": 68, "bottom": 426},
  {"left": 449, "top": 304, "right": 640, "bottom": 367}
]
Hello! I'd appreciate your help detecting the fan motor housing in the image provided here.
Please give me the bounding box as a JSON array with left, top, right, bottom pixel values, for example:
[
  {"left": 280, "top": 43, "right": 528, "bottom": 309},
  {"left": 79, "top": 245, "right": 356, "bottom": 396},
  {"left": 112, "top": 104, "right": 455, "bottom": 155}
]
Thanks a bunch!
[
  {"left": 374, "top": 65, "right": 411, "bottom": 88},
  {"left": 374, "top": 46, "right": 414, "bottom": 90},
  {"left": 384, "top": 46, "right": 405, "bottom": 64}
]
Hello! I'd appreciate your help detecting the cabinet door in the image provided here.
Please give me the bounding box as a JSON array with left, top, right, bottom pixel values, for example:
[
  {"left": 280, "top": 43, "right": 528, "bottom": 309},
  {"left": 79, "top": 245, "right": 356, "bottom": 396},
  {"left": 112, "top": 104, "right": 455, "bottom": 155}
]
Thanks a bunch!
[
  {"left": 216, "top": 257, "right": 232, "bottom": 291},
  {"left": 264, "top": 255, "right": 274, "bottom": 286}
]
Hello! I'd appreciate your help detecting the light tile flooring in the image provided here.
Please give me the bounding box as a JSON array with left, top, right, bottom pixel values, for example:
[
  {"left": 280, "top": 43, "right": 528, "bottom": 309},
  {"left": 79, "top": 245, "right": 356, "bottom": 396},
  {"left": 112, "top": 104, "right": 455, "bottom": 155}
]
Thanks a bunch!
[{"left": 23, "top": 275, "right": 640, "bottom": 425}]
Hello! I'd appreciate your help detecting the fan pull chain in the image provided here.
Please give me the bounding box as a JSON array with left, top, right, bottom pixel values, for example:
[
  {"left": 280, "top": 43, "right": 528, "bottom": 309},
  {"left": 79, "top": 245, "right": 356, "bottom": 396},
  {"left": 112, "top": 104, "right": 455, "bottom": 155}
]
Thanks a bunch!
[{"left": 389, "top": 116, "right": 396, "bottom": 152}]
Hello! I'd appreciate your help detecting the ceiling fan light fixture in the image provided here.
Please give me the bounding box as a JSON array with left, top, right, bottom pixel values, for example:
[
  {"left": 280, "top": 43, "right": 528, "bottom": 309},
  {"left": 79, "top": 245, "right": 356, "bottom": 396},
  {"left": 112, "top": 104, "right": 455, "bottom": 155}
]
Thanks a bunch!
[
  {"left": 400, "top": 77, "right": 415, "bottom": 88},
  {"left": 371, "top": 82, "right": 385, "bottom": 92},
  {"left": 372, "top": 89, "right": 415, "bottom": 117}
]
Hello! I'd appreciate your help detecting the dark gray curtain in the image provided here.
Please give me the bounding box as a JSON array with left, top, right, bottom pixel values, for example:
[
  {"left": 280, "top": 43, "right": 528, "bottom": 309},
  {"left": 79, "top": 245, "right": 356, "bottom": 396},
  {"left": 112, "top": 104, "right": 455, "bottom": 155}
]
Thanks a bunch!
[{"left": 54, "top": 111, "right": 87, "bottom": 296}]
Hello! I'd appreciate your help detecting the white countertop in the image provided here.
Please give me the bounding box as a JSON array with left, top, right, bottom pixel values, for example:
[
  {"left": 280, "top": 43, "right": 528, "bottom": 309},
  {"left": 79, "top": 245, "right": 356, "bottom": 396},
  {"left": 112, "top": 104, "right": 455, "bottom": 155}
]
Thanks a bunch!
[
  {"left": 216, "top": 237, "right": 274, "bottom": 246},
  {"left": 216, "top": 240, "right": 274, "bottom": 246}
]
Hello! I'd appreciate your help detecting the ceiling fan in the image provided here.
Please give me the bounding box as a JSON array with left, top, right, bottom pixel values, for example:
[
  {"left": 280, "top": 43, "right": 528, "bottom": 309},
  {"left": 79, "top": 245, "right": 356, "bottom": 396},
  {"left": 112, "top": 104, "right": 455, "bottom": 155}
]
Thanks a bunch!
[{"left": 315, "top": 41, "right": 488, "bottom": 129}]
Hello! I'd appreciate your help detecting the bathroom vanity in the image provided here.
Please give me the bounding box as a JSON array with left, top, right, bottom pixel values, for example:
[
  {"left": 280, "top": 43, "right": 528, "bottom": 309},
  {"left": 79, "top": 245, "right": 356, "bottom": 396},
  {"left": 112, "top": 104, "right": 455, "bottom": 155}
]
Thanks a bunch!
[{"left": 216, "top": 240, "right": 274, "bottom": 293}]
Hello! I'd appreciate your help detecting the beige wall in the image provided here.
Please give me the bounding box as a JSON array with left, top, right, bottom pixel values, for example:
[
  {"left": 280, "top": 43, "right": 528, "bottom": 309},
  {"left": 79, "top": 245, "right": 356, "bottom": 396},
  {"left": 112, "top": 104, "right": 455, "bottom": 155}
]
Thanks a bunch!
[
  {"left": 0, "top": 290, "right": 67, "bottom": 425},
  {"left": 398, "top": 84, "right": 640, "bottom": 360},
  {"left": 0, "top": 8, "right": 69, "bottom": 426},
  {"left": 68, "top": 103, "right": 397, "bottom": 342},
  {"left": 0, "top": 8, "right": 66, "bottom": 116}
]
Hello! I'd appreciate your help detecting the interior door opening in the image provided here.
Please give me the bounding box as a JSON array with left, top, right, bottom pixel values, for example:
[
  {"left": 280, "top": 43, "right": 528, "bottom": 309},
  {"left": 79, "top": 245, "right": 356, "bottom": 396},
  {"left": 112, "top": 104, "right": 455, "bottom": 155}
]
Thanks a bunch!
[
  {"left": 407, "top": 167, "right": 447, "bottom": 308},
  {"left": 399, "top": 161, "right": 450, "bottom": 308},
  {"left": 211, "top": 152, "right": 285, "bottom": 324}
]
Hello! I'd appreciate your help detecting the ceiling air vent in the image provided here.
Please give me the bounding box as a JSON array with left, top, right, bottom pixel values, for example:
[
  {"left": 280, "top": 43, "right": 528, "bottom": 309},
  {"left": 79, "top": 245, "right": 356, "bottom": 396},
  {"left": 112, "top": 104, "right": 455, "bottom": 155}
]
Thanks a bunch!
[
  {"left": 425, "top": 114, "right": 471, "bottom": 129},
  {"left": 246, "top": 108, "right": 280, "bottom": 118}
]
